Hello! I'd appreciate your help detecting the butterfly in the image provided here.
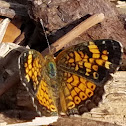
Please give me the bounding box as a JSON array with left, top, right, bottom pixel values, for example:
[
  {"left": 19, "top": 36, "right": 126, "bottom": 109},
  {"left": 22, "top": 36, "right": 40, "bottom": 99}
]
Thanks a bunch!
[{"left": 18, "top": 39, "right": 123, "bottom": 116}]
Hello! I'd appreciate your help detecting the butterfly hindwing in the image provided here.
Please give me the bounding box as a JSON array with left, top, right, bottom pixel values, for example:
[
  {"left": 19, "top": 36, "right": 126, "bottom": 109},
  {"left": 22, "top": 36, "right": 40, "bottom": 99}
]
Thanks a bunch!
[
  {"left": 18, "top": 50, "right": 58, "bottom": 116},
  {"left": 58, "top": 71, "right": 105, "bottom": 115}
]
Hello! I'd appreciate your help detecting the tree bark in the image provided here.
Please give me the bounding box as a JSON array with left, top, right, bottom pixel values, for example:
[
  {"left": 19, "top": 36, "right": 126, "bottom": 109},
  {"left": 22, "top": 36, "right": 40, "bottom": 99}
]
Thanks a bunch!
[{"left": 28, "top": 0, "right": 126, "bottom": 47}]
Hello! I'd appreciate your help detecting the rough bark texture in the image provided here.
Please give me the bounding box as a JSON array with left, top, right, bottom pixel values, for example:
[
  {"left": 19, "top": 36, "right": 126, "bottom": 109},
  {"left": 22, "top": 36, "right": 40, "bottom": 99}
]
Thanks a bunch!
[{"left": 28, "top": 0, "right": 126, "bottom": 48}]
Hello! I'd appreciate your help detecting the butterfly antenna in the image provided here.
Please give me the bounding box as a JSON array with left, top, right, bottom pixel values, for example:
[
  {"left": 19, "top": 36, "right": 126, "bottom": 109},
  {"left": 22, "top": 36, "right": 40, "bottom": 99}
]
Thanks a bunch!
[{"left": 40, "top": 18, "right": 51, "bottom": 53}]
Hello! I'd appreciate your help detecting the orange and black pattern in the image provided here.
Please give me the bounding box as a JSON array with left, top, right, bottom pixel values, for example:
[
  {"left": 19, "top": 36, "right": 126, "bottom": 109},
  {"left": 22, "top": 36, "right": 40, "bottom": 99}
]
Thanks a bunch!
[
  {"left": 56, "top": 39, "right": 122, "bottom": 86},
  {"left": 19, "top": 50, "right": 58, "bottom": 116},
  {"left": 19, "top": 50, "right": 43, "bottom": 93},
  {"left": 58, "top": 71, "right": 99, "bottom": 115},
  {"left": 18, "top": 39, "right": 123, "bottom": 116}
]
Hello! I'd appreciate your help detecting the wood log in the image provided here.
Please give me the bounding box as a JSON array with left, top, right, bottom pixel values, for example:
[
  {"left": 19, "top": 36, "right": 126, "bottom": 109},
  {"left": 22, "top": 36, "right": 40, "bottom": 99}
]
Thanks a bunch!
[{"left": 0, "top": 43, "right": 27, "bottom": 96}]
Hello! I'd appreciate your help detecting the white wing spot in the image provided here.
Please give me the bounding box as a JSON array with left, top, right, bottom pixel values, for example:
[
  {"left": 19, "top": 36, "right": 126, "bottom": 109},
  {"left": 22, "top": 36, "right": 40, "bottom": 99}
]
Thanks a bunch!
[{"left": 102, "top": 41, "right": 105, "bottom": 44}]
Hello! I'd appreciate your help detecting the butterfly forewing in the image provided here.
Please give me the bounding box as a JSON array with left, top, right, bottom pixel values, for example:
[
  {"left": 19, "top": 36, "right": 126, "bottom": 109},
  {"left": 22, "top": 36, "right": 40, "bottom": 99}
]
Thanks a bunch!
[
  {"left": 18, "top": 50, "right": 58, "bottom": 116},
  {"left": 56, "top": 39, "right": 123, "bottom": 86},
  {"left": 19, "top": 50, "right": 43, "bottom": 93}
]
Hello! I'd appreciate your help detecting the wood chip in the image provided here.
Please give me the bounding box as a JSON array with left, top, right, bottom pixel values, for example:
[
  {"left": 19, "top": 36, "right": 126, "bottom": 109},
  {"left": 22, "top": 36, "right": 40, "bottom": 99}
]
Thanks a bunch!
[
  {"left": 1, "top": 18, "right": 22, "bottom": 43},
  {"left": 0, "top": 18, "right": 10, "bottom": 43}
]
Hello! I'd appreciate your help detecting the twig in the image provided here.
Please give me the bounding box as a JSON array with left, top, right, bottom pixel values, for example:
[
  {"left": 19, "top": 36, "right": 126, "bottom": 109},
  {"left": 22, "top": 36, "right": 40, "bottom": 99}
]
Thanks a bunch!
[{"left": 41, "top": 13, "right": 105, "bottom": 56}]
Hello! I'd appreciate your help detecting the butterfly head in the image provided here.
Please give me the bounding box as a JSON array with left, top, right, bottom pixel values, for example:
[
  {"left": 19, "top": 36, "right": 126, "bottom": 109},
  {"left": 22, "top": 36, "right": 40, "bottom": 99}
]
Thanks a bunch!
[
  {"left": 48, "top": 61, "right": 56, "bottom": 78},
  {"left": 45, "top": 55, "right": 57, "bottom": 78}
]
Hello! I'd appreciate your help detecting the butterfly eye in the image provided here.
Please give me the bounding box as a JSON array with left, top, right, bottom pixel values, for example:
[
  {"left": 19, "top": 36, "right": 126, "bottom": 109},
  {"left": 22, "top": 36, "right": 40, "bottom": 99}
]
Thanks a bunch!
[{"left": 48, "top": 62, "right": 57, "bottom": 78}]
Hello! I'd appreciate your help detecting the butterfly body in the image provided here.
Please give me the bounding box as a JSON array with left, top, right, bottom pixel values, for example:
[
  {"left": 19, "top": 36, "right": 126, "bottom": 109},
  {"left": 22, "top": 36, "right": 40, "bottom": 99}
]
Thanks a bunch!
[{"left": 18, "top": 39, "right": 123, "bottom": 116}]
